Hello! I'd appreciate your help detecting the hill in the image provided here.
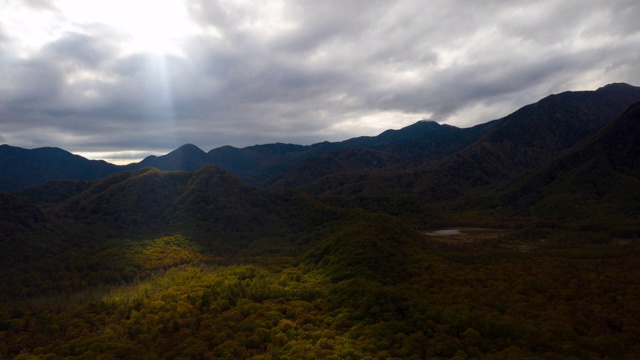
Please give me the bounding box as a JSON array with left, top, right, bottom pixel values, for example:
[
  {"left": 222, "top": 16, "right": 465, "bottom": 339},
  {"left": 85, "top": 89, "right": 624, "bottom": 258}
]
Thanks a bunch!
[
  {"left": 3, "top": 161, "right": 640, "bottom": 359},
  {"left": 11, "top": 179, "right": 93, "bottom": 206},
  {"left": 52, "top": 165, "right": 348, "bottom": 254},
  {"left": 0, "top": 191, "right": 47, "bottom": 238}
]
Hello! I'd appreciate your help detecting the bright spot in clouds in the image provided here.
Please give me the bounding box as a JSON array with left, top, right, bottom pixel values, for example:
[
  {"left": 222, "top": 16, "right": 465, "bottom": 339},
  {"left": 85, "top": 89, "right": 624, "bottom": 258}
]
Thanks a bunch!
[
  {"left": 1, "top": 0, "right": 198, "bottom": 57},
  {"left": 60, "top": 0, "right": 198, "bottom": 56}
]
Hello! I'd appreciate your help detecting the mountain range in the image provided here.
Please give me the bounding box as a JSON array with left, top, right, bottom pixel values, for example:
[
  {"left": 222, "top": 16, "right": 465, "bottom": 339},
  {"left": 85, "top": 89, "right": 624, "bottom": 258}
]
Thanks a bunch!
[
  {"left": 2, "top": 83, "right": 640, "bottom": 359},
  {"left": 4, "top": 83, "right": 640, "bottom": 194},
  {"left": 0, "top": 119, "right": 496, "bottom": 192}
]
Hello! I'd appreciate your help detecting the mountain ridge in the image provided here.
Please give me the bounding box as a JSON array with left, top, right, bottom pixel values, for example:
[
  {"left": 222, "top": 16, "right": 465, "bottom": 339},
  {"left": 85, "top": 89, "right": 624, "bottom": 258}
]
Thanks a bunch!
[
  {"left": 3, "top": 83, "right": 640, "bottom": 193},
  {"left": 0, "top": 144, "right": 120, "bottom": 191},
  {"left": 297, "top": 82, "right": 640, "bottom": 204},
  {"left": 0, "top": 119, "right": 491, "bottom": 191},
  {"left": 504, "top": 100, "right": 640, "bottom": 227}
]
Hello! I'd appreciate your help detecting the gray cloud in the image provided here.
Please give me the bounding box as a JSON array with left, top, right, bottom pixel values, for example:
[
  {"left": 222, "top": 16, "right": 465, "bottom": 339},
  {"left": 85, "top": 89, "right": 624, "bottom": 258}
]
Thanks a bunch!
[{"left": 1, "top": 0, "right": 640, "bottom": 161}]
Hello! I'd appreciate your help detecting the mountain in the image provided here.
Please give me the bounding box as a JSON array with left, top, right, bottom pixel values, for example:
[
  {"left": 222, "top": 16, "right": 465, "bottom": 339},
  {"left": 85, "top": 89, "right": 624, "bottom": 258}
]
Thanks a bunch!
[
  {"left": 0, "top": 164, "right": 352, "bottom": 299},
  {"left": 205, "top": 143, "right": 309, "bottom": 185},
  {"left": 303, "top": 83, "right": 640, "bottom": 204},
  {"left": 3, "top": 83, "right": 640, "bottom": 195},
  {"left": 1, "top": 119, "right": 492, "bottom": 192},
  {"left": 505, "top": 101, "right": 640, "bottom": 228},
  {"left": 133, "top": 120, "right": 497, "bottom": 187},
  {"left": 438, "top": 82, "right": 640, "bottom": 186},
  {"left": 339, "top": 120, "right": 497, "bottom": 153},
  {"left": 0, "top": 145, "right": 120, "bottom": 191},
  {"left": 56, "top": 167, "right": 189, "bottom": 232},
  {"left": 135, "top": 143, "right": 211, "bottom": 171},
  {"left": 271, "top": 120, "right": 498, "bottom": 188}
]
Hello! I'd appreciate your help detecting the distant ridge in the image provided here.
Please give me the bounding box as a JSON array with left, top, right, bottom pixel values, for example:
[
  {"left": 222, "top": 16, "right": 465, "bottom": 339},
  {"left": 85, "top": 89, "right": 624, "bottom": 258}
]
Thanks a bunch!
[
  {"left": 301, "top": 82, "right": 640, "bottom": 201},
  {"left": 271, "top": 120, "right": 498, "bottom": 188},
  {"left": 2, "top": 83, "right": 640, "bottom": 193},
  {"left": 0, "top": 145, "right": 120, "bottom": 192}
]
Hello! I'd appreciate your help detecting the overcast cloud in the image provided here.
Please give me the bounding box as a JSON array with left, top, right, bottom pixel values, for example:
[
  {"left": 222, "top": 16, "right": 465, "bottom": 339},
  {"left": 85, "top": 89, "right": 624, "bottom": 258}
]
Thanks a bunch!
[{"left": 1, "top": 0, "right": 639, "bottom": 163}]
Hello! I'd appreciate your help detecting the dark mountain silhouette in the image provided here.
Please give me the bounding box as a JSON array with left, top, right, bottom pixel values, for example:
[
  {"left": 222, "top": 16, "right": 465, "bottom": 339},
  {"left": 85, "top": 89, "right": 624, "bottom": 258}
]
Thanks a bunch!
[
  {"left": 0, "top": 145, "right": 119, "bottom": 191},
  {"left": 57, "top": 167, "right": 190, "bottom": 231},
  {"left": 2, "top": 83, "right": 640, "bottom": 197},
  {"left": 303, "top": 83, "right": 640, "bottom": 203},
  {"left": 339, "top": 120, "right": 497, "bottom": 153},
  {"left": 205, "top": 143, "right": 309, "bottom": 184},
  {"left": 505, "top": 101, "right": 640, "bottom": 227},
  {"left": 132, "top": 120, "right": 497, "bottom": 186},
  {"left": 271, "top": 120, "right": 498, "bottom": 188},
  {"left": 0, "top": 116, "right": 497, "bottom": 192},
  {"left": 135, "top": 143, "right": 211, "bottom": 171},
  {"left": 438, "top": 82, "right": 640, "bottom": 186}
]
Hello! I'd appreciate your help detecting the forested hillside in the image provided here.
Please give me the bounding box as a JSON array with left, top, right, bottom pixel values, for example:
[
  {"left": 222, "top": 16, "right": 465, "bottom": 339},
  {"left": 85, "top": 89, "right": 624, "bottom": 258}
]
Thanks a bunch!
[{"left": 504, "top": 101, "right": 640, "bottom": 231}]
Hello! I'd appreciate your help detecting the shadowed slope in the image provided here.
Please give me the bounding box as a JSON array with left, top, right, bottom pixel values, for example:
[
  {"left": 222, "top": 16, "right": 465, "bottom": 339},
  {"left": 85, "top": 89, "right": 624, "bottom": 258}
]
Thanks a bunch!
[
  {"left": 305, "top": 83, "right": 640, "bottom": 205},
  {"left": 0, "top": 145, "right": 119, "bottom": 191},
  {"left": 433, "top": 82, "right": 640, "bottom": 187},
  {"left": 506, "top": 101, "right": 640, "bottom": 227}
]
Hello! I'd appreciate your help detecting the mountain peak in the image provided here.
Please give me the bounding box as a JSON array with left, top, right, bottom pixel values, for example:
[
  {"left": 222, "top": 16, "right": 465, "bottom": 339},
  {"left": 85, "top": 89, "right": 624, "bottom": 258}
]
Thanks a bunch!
[
  {"left": 417, "top": 119, "right": 438, "bottom": 124},
  {"left": 173, "top": 143, "right": 205, "bottom": 155},
  {"left": 137, "top": 144, "right": 210, "bottom": 171},
  {"left": 596, "top": 82, "right": 634, "bottom": 91}
]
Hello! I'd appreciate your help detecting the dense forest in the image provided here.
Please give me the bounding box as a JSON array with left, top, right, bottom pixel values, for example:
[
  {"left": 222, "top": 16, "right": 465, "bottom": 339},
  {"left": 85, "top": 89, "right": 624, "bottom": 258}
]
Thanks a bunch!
[{"left": 2, "top": 227, "right": 640, "bottom": 359}]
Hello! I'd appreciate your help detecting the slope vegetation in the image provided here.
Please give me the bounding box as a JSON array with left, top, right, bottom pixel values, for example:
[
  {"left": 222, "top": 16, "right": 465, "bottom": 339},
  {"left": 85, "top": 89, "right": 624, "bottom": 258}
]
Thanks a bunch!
[{"left": 506, "top": 101, "right": 640, "bottom": 230}]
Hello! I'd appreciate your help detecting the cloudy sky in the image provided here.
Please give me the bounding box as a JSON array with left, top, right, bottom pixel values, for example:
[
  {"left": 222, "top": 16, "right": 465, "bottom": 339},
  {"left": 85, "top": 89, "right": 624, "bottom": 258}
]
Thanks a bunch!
[{"left": 1, "top": 0, "right": 639, "bottom": 164}]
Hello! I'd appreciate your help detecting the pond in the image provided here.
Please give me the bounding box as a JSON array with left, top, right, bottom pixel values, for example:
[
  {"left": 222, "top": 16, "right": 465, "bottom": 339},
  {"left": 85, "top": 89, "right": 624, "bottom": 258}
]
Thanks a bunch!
[{"left": 424, "top": 229, "right": 461, "bottom": 236}]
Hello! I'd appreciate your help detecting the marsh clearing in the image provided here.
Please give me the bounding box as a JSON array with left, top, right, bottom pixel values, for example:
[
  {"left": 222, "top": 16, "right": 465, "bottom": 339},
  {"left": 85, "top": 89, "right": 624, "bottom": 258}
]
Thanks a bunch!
[{"left": 422, "top": 228, "right": 512, "bottom": 245}]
